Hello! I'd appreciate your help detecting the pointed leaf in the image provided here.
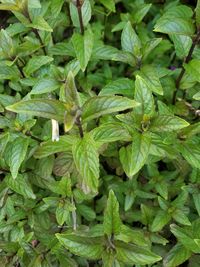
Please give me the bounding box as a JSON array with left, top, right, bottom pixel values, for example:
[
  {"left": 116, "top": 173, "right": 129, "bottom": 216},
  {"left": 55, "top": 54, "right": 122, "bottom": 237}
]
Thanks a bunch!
[
  {"left": 5, "top": 174, "right": 36, "bottom": 199},
  {"left": 116, "top": 241, "right": 162, "bottom": 265},
  {"left": 119, "top": 132, "right": 151, "bottom": 178},
  {"left": 31, "top": 78, "right": 60, "bottom": 95},
  {"left": 72, "top": 29, "right": 93, "bottom": 71},
  {"left": 6, "top": 99, "right": 68, "bottom": 121},
  {"left": 121, "top": 21, "right": 141, "bottom": 56},
  {"left": 56, "top": 233, "right": 103, "bottom": 260},
  {"left": 103, "top": 190, "right": 122, "bottom": 235},
  {"left": 150, "top": 115, "right": 189, "bottom": 132},
  {"left": 24, "top": 56, "right": 53, "bottom": 76},
  {"left": 164, "top": 243, "right": 192, "bottom": 267},
  {"left": 72, "top": 135, "right": 99, "bottom": 193},
  {"left": 134, "top": 75, "right": 155, "bottom": 116},
  {"left": 82, "top": 96, "right": 139, "bottom": 122},
  {"left": 34, "top": 136, "right": 74, "bottom": 158},
  {"left": 4, "top": 137, "right": 29, "bottom": 179}
]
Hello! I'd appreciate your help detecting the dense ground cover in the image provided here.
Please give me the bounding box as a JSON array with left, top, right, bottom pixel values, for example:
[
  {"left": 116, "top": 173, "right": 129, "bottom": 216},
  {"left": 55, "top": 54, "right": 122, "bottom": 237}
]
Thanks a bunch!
[{"left": 0, "top": 0, "right": 200, "bottom": 266}]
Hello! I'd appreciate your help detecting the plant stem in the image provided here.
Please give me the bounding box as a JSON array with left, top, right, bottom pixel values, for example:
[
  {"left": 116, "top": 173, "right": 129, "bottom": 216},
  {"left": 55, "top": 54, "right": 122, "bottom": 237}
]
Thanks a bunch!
[
  {"left": 32, "top": 28, "right": 47, "bottom": 55},
  {"left": 172, "top": 29, "right": 200, "bottom": 104},
  {"left": 16, "top": 61, "right": 25, "bottom": 78},
  {"left": 76, "top": 0, "right": 84, "bottom": 35}
]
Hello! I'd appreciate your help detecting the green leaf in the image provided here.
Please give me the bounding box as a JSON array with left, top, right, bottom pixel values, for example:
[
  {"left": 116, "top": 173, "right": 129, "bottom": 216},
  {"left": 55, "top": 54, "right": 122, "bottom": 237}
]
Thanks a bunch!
[
  {"left": 170, "top": 224, "right": 200, "bottom": 253},
  {"left": 72, "top": 29, "right": 93, "bottom": 72},
  {"left": 34, "top": 135, "right": 74, "bottom": 158},
  {"left": 164, "top": 243, "right": 192, "bottom": 267},
  {"left": 0, "top": 29, "right": 14, "bottom": 58},
  {"left": 24, "top": 56, "right": 53, "bottom": 76},
  {"left": 82, "top": 96, "right": 139, "bottom": 122},
  {"left": 91, "top": 122, "right": 131, "bottom": 144},
  {"left": 137, "top": 65, "right": 163, "bottom": 95},
  {"left": 179, "top": 142, "right": 200, "bottom": 169},
  {"left": 134, "top": 75, "right": 155, "bottom": 116},
  {"left": 56, "top": 201, "right": 74, "bottom": 225},
  {"left": 170, "top": 34, "right": 192, "bottom": 58},
  {"left": 133, "top": 3, "right": 152, "bottom": 24},
  {"left": 193, "top": 91, "right": 200, "bottom": 100},
  {"left": 51, "top": 0, "right": 65, "bottom": 17},
  {"left": 72, "top": 135, "right": 99, "bottom": 193},
  {"left": 70, "top": 0, "right": 91, "bottom": 28},
  {"left": 121, "top": 21, "right": 141, "bottom": 57},
  {"left": 193, "top": 193, "right": 200, "bottom": 216},
  {"left": 29, "top": 16, "right": 53, "bottom": 32},
  {"left": 151, "top": 210, "right": 171, "bottom": 232},
  {"left": 61, "top": 71, "right": 80, "bottom": 106},
  {"left": 195, "top": 0, "right": 200, "bottom": 26},
  {"left": 102, "top": 251, "right": 116, "bottom": 267},
  {"left": 5, "top": 174, "right": 36, "bottom": 199},
  {"left": 0, "top": 3, "right": 19, "bottom": 11},
  {"left": 116, "top": 241, "right": 162, "bottom": 265},
  {"left": 150, "top": 115, "right": 189, "bottom": 132},
  {"left": 142, "top": 38, "right": 162, "bottom": 60},
  {"left": 77, "top": 204, "right": 96, "bottom": 221},
  {"left": 4, "top": 137, "right": 28, "bottom": 179},
  {"left": 154, "top": 6, "right": 194, "bottom": 36},
  {"left": 99, "top": 78, "right": 134, "bottom": 97},
  {"left": 119, "top": 132, "right": 151, "bottom": 178},
  {"left": 56, "top": 233, "right": 103, "bottom": 260},
  {"left": 31, "top": 78, "right": 60, "bottom": 95},
  {"left": 184, "top": 59, "right": 200, "bottom": 82},
  {"left": 172, "top": 209, "right": 191, "bottom": 226},
  {"left": 99, "top": 0, "right": 115, "bottom": 12},
  {"left": 103, "top": 190, "right": 121, "bottom": 236},
  {"left": 6, "top": 99, "right": 69, "bottom": 122},
  {"left": 154, "top": 18, "right": 194, "bottom": 36}
]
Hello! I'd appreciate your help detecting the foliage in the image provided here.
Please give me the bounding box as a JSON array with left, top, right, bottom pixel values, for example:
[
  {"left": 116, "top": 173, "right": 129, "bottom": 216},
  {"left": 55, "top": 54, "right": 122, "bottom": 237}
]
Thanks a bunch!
[{"left": 0, "top": 0, "right": 200, "bottom": 266}]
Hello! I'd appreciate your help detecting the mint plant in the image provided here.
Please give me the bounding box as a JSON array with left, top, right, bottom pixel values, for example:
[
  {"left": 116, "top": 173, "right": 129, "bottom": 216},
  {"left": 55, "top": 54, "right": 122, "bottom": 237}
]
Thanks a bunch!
[{"left": 0, "top": 0, "right": 200, "bottom": 266}]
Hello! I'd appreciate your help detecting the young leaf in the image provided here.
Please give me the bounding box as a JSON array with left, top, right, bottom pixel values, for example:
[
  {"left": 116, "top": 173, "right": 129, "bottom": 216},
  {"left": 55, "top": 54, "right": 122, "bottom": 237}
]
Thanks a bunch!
[
  {"left": 121, "top": 21, "right": 141, "bottom": 57},
  {"left": 71, "top": 28, "right": 94, "bottom": 71},
  {"left": 82, "top": 96, "right": 140, "bottom": 122},
  {"left": 119, "top": 132, "right": 151, "bottom": 178},
  {"left": 72, "top": 135, "right": 99, "bottom": 193},
  {"left": 4, "top": 137, "right": 29, "bottom": 179},
  {"left": 56, "top": 233, "right": 103, "bottom": 260},
  {"left": 103, "top": 190, "right": 122, "bottom": 236},
  {"left": 134, "top": 75, "right": 155, "bottom": 116},
  {"left": 151, "top": 210, "right": 171, "bottom": 232},
  {"left": 6, "top": 99, "right": 69, "bottom": 121}
]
